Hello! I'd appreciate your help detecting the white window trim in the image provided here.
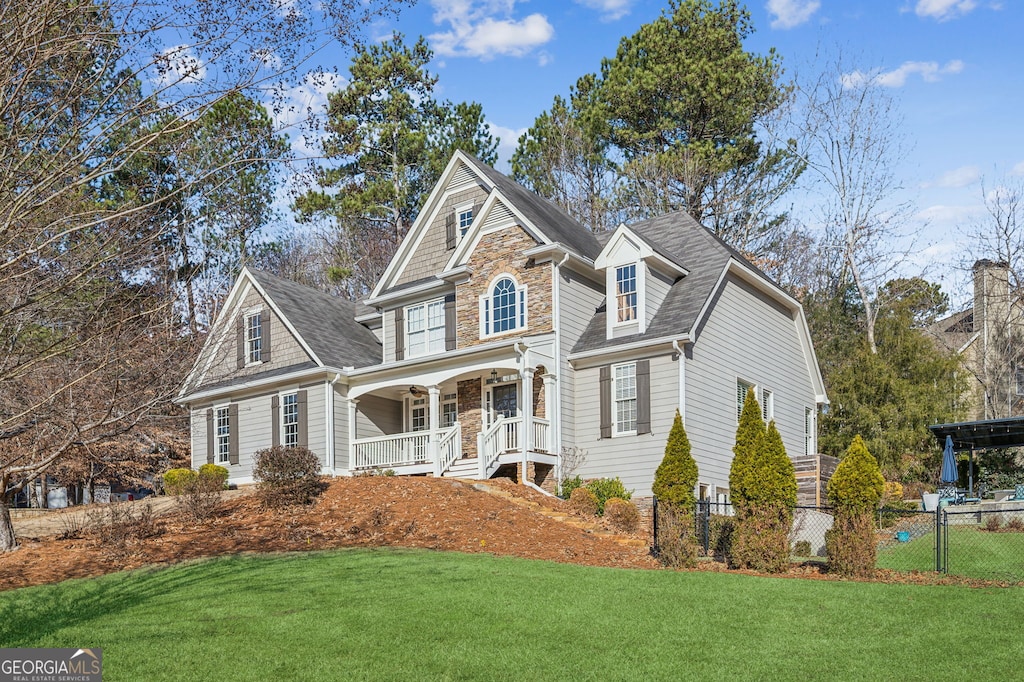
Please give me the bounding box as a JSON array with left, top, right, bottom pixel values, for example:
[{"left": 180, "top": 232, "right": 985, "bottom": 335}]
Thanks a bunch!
[
  {"left": 612, "top": 361, "right": 638, "bottom": 437},
  {"left": 244, "top": 307, "right": 264, "bottom": 367},
  {"left": 280, "top": 391, "right": 299, "bottom": 448},
  {"left": 214, "top": 404, "right": 231, "bottom": 464},
  {"left": 454, "top": 200, "right": 474, "bottom": 242},
  {"left": 605, "top": 260, "right": 646, "bottom": 338},
  {"left": 761, "top": 387, "right": 774, "bottom": 423},
  {"left": 479, "top": 274, "right": 528, "bottom": 339},
  {"left": 736, "top": 378, "right": 755, "bottom": 423},
  {"left": 405, "top": 297, "right": 446, "bottom": 358}
]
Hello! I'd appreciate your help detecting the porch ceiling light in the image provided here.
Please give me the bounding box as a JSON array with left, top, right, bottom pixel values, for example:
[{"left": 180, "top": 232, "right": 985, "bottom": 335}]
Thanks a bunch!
[{"left": 409, "top": 386, "right": 422, "bottom": 397}]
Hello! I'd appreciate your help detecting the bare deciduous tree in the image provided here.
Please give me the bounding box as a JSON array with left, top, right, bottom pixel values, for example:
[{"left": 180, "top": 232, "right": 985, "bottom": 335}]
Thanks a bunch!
[{"left": 0, "top": 0, "right": 400, "bottom": 551}]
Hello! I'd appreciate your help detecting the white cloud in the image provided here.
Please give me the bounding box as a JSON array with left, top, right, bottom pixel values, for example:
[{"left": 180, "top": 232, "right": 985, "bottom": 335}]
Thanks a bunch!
[
  {"left": 915, "top": 203, "right": 983, "bottom": 227},
  {"left": 1011, "top": 161, "right": 1024, "bottom": 176},
  {"left": 429, "top": 1, "right": 555, "bottom": 61},
  {"left": 487, "top": 121, "right": 528, "bottom": 169},
  {"left": 152, "top": 45, "right": 207, "bottom": 87},
  {"left": 574, "top": 0, "right": 634, "bottom": 21},
  {"left": 841, "top": 59, "right": 964, "bottom": 88},
  {"left": 914, "top": 0, "right": 977, "bottom": 21},
  {"left": 766, "top": 0, "right": 820, "bottom": 29},
  {"left": 922, "top": 165, "right": 981, "bottom": 189}
]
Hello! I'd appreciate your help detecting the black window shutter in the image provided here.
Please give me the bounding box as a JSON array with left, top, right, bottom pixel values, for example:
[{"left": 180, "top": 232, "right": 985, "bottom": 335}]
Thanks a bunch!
[
  {"left": 445, "top": 211, "right": 456, "bottom": 250},
  {"left": 228, "top": 403, "right": 239, "bottom": 465},
  {"left": 261, "top": 314, "right": 272, "bottom": 363},
  {"left": 636, "top": 359, "right": 651, "bottom": 435},
  {"left": 444, "top": 294, "right": 457, "bottom": 351},
  {"left": 297, "top": 390, "right": 308, "bottom": 449},
  {"left": 206, "top": 408, "right": 214, "bottom": 464},
  {"left": 394, "top": 309, "right": 405, "bottom": 361},
  {"left": 271, "top": 395, "right": 280, "bottom": 447},
  {"left": 236, "top": 316, "right": 245, "bottom": 369},
  {"left": 599, "top": 365, "right": 612, "bottom": 439}
]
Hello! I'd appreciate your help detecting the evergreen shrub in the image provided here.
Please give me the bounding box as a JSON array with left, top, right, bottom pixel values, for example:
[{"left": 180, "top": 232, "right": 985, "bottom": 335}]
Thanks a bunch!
[
  {"left": 253, "top": 445, "right": 325, "bottom": 507},
  {"left": 826, "top": 435, "right": 885, "bottom": 577},
  {"left": 163, "top": 468, "right": 197, "bottom": 496},
  {"left": 652, "top": 410, "right": 699, "bottom": 567},
  {"left": 584, "top": 477, "right": 631, "bottom": 515},
  {"left": 567, "top": 487, "right": 599, "bottom": 517},
  {"left": 604, "top": 497, "right": 640, "bottom": 533}
]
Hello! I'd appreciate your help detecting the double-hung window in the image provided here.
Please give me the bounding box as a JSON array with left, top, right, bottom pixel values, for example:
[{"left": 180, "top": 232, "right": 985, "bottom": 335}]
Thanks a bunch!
[
  {"left": 406, "top": 299, "right": 445, "bottom": 357},
  {"left": 245, "top": 312, "right": 262, "bottom": 364},
  {"left": 215, "top": 406, "right": 230, "bottom": 464},
  {"left": 615, "top": 264, "right": 637, "bottom": 322},
  {"left": 482, "top": 275, "right": 526, "bottom": 337},
  {"left": 457, "top": 206, "right": 474, "bottom": 237},
  {"left": 761, "top": 388, "right": 774, "bottom": 422},
  {"left": 613, "top": 363, "right": 638, "bottom": 435},
  {"left": 736, "top": 379, "right": 754, "bottom": 421},
  {"left": 282, "top": 393, "right": 299, "bottom": 447}
]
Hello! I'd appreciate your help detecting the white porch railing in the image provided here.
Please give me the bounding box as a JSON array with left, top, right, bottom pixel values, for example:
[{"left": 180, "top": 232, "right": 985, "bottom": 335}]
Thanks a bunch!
[
  {"left": 532, "top": 417, "right": 550, "bottom": 453},
  {"left": 436, "top": 423, "right": 462, "bottom": 475},
  {"left": 352, "top": 431, "right": 430, "bottom": 469},
  {"left": 478, "top": 416, "right": 518, "bottom": 479}
]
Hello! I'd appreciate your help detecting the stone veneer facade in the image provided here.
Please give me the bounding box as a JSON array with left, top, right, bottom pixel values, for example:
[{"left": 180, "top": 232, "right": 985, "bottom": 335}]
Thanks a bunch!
[{"left": 454, "top": 225, "right": 553, "bottom": 349}]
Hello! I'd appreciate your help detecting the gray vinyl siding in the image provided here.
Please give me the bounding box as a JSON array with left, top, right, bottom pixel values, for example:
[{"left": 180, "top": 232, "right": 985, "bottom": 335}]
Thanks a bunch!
[
  {"left": 355, "top": 393, "right": 403, "bottom": 439},
  {"left": 190, "top": 406, "right": 209, "bottom": 470},
  {"left": 645, "top": 266, "right": 673, "bottom": 329},
  {"left": 685, "top": 275, "right": 817, "bottom": 495},
  {"left": 557, "top": 269, "right": 604, "bottom": 450},
  {"left": 395, "top": 184, "right": 488, "bottom": 286},
  {"left": 195, "top": 286, "right": 313, "bottom": 390},
  {"left": 574, "top": 353, "right": 679, "bottom": 497},
  {"left": 302, "top": 382, "right": 328, "bottom": 465}
]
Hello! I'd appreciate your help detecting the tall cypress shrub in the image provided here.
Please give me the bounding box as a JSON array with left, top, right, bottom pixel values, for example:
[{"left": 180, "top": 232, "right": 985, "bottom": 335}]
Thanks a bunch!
[
  {"left": 652, "top": 410, "right": 699, "bottom": 567},
  {"left": 826, "top": 435, "right": 885, "bottom": 577},
  {"left": 729, "top": 390, "right": 798, "bottom": 572}
]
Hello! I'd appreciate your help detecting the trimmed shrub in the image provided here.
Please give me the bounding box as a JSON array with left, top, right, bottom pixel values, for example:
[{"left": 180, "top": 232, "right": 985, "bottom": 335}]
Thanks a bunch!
[
  {"left": 793, "top": 540, "right": 812, "bottom": 557},
  {"left": 559, "top": 474, "right": 583, "bottom": 500},
  {"left": 652, "top": 410, "right": 698, "bottom": 507},
  {"left": 604, "top": 498, "right": 640, "bottom": 533},
  {"left": 253, "top": 445, "right": 325, "bottom": 507},
  {"left": 584, "top": 477, "right": 632, "bottom": 516},
  {"left": 198, "top": 464, "right": 229, "bottom": 488},
  {"left": 567, "top": 487, "right": 599, "bottom": 517},
  {"left": 729, "top": 402, "right": 797, "bottom": 574},
  {"left": 652, "top": 410, "right": 699, "bottom": 567},
  {"left": 826, "top": 435, "right": 885, "bottom": 577},
  {"left": 163, "top": 468, "right": 197, "bottom": 496}
]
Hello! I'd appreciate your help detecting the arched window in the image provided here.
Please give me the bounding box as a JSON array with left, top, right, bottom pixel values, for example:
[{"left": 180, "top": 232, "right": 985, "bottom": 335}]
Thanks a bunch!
[{"left": 481, "top": 275, "right": 527, "bottom": 336}]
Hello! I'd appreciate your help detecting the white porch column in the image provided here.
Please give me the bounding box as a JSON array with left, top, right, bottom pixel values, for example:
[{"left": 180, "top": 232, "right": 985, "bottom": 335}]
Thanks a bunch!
[
  {"left": 541, "top": 372, "right": 556, "bottom": 454},
  {"left": 428, "top": 385, "right": 441, "bottom": 476},
  {"left": 521, "top": 366, "right": 535, "bottom": 484},
  {"left": 347, "top": 398, "right": 359, "bottom": 472}
]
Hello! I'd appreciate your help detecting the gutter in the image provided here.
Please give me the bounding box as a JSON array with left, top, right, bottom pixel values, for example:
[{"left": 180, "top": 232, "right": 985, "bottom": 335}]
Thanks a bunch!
[
  {"left": 672, "top": 339, "right": 686, "bottom": 425},
  {"left": 568, "top": 333, "right": 691, "bottom": 364},
  {"left": 176, "top": 365, "right": 349, "bottom": 405}
]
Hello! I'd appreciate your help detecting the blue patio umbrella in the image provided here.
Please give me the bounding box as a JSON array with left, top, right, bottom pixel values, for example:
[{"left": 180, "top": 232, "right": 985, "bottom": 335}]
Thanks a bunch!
[{"left": 941, "top": 435, "right": 958, "bottom": 484}]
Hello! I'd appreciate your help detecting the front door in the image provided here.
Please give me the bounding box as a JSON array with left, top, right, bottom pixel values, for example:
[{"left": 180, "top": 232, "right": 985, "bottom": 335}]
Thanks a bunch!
[{"left": 491, "top": 384, "right": 518, "bottom": 421}]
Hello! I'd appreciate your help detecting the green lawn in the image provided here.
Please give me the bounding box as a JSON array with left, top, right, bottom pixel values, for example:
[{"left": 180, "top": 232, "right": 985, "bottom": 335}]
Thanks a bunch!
[
  {"left": 2, "top": 548, "right": 1022, "bottom": 681},
  {"left": 877, "top": 526, "right": 1024, "bottom": 582}
]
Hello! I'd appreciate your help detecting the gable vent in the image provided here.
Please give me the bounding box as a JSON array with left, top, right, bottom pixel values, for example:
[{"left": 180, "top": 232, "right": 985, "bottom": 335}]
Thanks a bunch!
[
  {"left": 449, "top": 163, "right": 476, "bottom": 191},
  {"left": 482, "top": 201, "right": 516, "bottom": 230}
]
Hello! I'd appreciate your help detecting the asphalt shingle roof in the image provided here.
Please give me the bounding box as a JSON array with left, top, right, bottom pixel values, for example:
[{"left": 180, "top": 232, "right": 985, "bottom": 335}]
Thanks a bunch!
[
  {"left": 249, "top": 270, "right": 382, "bottom": 369},
  {"left": 572, "top": 211, "right": 743, "bottom": 354}
]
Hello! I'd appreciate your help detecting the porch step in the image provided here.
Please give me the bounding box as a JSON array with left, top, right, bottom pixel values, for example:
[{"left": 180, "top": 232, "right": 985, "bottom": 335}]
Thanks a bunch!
[{"left": 442, "top": 457, "right": 480, "bottom": 478}]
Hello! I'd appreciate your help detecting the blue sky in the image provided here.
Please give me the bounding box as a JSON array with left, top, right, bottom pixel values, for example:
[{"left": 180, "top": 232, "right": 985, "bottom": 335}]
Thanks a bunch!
[{"left": 278, "top": 0, "right": 1022, "bottom": 303}]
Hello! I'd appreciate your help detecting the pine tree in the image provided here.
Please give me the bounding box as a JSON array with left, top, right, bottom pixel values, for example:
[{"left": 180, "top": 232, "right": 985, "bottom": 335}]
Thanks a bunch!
[
  {"left": 826, "top": 435, "right": 885, "bottom": 577},
  {"left": 729, "top": 387, "right": 765, "bottom": 506},
  {"left": 652, "top": 410, "right": 699, "bottom": 506}
]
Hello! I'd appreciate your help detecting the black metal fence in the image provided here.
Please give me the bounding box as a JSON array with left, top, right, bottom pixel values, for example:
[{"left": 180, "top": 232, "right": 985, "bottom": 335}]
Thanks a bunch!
[{"left": 652, "top": 498, "right": 1024, "bottom": 583}]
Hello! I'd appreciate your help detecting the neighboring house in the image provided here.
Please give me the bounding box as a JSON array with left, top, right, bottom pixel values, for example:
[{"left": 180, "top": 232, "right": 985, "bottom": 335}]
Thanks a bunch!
[
  {"left": 176, "top": 151, "right": 828, "bottom": 502},
  {"left": 930, "top": 259, "right": 1024, "bottom": 420}
]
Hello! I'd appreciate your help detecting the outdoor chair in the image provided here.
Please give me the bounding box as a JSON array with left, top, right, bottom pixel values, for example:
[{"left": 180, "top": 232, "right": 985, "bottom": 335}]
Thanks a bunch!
[
  {"left": 1010, "top": 484, "right": 1024, "bottom": 502},
  {"left": 938, "top": 484, "right": 959, "bottom": 506}
]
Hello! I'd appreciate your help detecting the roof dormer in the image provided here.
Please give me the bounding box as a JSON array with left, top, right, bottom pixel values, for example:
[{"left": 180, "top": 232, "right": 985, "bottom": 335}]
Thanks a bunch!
[{"left": 594, "top": 224, "right": 688, "bottom": 341}]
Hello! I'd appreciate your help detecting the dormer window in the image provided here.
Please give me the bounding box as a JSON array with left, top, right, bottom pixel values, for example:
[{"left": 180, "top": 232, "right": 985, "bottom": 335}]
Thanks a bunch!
[
  {"left": 457, "top": 204, "right": 474, "bottom": 237},
  {"left": 616, "top": 264, "right": 637, "bottom": 322},
  {"left": 481, "top": 274, "right": 527, "bottom": 337}
]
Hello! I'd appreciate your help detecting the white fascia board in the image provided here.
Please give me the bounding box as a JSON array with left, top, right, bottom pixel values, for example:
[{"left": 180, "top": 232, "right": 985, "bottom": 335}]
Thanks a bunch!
[
  {"left": 958, "top": 332, "right": 980, "bottom": 355},
  {"left": 438, "top": 265, "right": 471, "bottom": 284},
  {"left": 176, "top": 364, "right": 350, "bottom": 406},
  {"left": 364, "top": 278, "right": 448, "bottom": 308},
  {"left": 522, "top": 242, "right": 596, "bottom": 269},
  {"left": 568, "top": 334, "right": 690, "bottom": 367},
  {"left": 445, "top": 190, "right": 554, "bottom": 272},
  {"left": 368, "top": 151, "right": 493, "bottom": 300},
  {"left": 594, "top": 224, "right": 651, "bottom": 270},
  {"left": 347, "top": 336, "right": 535, "bottom": 380}
]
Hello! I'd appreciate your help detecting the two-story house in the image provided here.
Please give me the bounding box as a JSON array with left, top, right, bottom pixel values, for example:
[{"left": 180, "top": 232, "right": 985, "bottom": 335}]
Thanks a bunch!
[{"left": 176, "top": 151, "right": 827, "bottom": 501}]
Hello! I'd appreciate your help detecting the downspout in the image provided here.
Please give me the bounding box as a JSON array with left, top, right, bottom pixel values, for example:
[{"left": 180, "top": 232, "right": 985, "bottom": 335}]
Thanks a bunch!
[
  {"left": 552, "top": 252, "right": 570, "bottom": 487},
  {"left": 672, "top": 340, "right": 686, "bottom": 425},
  {"left": 326, "top": 373, "right": 341, "bottom": 474}
]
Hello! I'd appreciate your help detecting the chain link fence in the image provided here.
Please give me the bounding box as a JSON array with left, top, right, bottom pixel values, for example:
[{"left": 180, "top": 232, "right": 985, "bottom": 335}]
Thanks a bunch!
[{"left": 653, "top": 498, "right": 1024, "bottom": 583}]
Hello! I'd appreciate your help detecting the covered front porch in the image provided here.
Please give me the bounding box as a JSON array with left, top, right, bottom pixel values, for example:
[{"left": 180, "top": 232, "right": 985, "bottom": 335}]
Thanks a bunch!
[{"left": 346, "top": 345, "right": 557, "bottom": 483}]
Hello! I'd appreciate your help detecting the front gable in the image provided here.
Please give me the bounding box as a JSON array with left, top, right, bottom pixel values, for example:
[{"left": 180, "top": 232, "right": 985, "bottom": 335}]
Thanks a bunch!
[{"left": 180, "top": 272, "right": 317, "bottom": 398}]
